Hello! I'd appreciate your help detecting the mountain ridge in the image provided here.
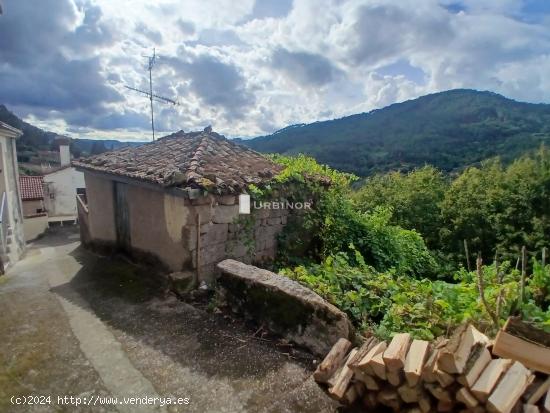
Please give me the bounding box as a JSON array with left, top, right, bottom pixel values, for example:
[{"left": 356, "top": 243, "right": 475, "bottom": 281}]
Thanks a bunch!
[
  {"left": 244, "top": 89, "right": 550, "bottom": 175},
  {"left": 0, "top": 105, "right": 140, "bottom": 161}
]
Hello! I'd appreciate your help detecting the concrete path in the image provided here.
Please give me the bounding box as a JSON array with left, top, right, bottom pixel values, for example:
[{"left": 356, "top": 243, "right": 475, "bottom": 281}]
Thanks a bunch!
[{"left": 0, "top": 227, "right": 336, "bottom": 413}]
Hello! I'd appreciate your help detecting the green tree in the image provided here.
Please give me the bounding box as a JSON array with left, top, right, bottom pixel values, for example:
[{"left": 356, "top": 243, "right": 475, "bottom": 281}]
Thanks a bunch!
[
  {"left": 353, "top": 166, "right": 447, "bottom": 249},
  {"left": 439, "top": 159, "right": 505, "bottom": 264}
]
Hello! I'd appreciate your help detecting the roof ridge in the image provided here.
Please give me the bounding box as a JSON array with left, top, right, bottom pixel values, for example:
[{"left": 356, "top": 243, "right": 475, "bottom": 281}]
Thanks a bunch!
[
  {"left": 73, "top": 129, "right": 281, "bottom": 194},
  {"left": 183, "top": 132, "right": 210, "bottom": 184}
]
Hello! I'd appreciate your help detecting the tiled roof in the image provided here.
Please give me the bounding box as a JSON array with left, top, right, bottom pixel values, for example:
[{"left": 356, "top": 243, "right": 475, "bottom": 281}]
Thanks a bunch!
[
  {"left": 19, "top": 175, "right": 44, "bottom": 201},
  {"left": 73, "top": 128, "right": 283, "bottom": 194}
]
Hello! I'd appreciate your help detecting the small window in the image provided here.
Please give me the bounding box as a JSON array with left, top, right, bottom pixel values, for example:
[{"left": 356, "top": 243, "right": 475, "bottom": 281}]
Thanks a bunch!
[{"left": 76, "top": 188, "right": 86, "bottom": 195}]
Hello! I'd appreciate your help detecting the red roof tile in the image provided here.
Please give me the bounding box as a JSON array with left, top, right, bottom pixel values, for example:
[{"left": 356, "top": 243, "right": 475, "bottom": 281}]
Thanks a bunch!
[
  {"left": 73, "top": 128, "right": 283, "bottom": 194},
  {"left": 19, "top": 175, "right": 44, "bottom": 201}
]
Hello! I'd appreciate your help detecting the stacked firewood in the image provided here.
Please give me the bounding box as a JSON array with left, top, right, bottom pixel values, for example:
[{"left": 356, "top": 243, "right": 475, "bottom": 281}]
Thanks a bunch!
[{"left": 314, "top": 319, "right": 550, "bottom": 412}]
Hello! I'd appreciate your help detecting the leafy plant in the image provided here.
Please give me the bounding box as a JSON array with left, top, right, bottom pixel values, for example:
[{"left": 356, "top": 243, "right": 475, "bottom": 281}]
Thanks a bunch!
[
  {"left": 266, "top": 155, "right": 437, "bottom": 277},
  {"left": 281, "top": 248, "right": 550, "bottom": 339}
]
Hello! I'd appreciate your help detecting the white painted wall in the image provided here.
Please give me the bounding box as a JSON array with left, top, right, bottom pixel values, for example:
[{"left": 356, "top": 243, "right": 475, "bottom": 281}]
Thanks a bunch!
[
  {"left": 59, "top": 144, "right": 71, "bottom": 166},
  {"left": 44, "top": 167, "right": 85, "bottom": 217},
  {"left": 0, "top": 123, "right": 25, "bottom": 262}
]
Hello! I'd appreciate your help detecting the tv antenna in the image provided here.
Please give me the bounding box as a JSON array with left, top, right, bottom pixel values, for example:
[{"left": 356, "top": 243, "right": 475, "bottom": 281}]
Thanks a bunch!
[{"left": 125, "top": 48, "right": 179, "bottom": 140}]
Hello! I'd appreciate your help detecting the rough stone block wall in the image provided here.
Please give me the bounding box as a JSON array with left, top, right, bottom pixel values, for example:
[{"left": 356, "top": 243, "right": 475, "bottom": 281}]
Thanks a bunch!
[{"left": 186, "top": 194, "right": 294, "bottom": 281}]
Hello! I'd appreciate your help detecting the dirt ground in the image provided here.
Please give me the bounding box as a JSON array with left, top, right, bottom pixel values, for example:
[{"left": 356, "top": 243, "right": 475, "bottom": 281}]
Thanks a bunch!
[{"left": 0, "top": 226, "right": 338, "bottom": 413}]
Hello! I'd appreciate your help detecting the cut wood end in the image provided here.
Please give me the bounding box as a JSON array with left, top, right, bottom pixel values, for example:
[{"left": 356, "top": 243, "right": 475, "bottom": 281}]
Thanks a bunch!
[{"left": 383, "top": 332, "right": 411, "bottom": 371}]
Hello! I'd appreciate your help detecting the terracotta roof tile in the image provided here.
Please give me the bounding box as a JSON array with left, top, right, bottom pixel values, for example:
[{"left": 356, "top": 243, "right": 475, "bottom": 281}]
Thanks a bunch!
[
  {"left": 19, "top": 175, "right": 44, "bottom": 200},
  {"left": 73, "top": 129, "right": 283, "bottom": 194}
]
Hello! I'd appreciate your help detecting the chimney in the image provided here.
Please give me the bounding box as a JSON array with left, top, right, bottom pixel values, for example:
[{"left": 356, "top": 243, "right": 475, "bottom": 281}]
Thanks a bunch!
[{"left": 59, "top": 144, "right": 70, "bottom": 166}]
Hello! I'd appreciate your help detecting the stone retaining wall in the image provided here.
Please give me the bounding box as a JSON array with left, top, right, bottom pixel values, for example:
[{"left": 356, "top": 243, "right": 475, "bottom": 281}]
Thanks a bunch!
[{"left": 217, "top": 259, "right": 354, "bottom": 356}]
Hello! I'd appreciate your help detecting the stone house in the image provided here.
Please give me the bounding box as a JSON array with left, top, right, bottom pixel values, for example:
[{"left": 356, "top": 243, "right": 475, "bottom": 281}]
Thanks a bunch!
[{"left": 74, "top": 128, "right": 293, "bottom": 280}]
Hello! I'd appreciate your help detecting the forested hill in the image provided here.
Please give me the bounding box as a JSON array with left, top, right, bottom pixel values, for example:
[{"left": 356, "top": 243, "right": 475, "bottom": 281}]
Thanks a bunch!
[
  {"left": 0, "top": 104, "right": 60, "bottom": 151},
  {"left": 0, "top": 105, "right": 140, "bottom": 158},
  {"left": 243, "top": 89, "right": 550, "bottom": 176}
]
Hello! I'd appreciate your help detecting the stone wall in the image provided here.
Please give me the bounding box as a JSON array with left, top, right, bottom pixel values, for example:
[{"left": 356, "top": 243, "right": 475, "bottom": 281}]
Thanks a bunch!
[
  {"left": 81, "top": 173, "right": 294, "bottom": 281},
  {"left": 188, "top": 194, "right": 291, "bottom": 280},
  {"left": 217, "top": 259, "right": 354, "bottom": 356}
]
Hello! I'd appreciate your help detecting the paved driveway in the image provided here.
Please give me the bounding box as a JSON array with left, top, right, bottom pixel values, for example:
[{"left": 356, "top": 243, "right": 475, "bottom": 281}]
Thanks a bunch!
[{"left": 0, "top": 227, "right": 336, "bottom": 413}]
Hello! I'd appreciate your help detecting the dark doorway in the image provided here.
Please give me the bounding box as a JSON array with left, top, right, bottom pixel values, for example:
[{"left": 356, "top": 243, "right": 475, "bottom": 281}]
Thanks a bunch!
[{"left": 113, "top": 182, "right": 131, "bottom": 251}]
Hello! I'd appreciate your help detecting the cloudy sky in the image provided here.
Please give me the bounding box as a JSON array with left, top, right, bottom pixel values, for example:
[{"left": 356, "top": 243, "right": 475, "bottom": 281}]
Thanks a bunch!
[{"left": 1, "top": 0, "right": 550, "bottom": 141}]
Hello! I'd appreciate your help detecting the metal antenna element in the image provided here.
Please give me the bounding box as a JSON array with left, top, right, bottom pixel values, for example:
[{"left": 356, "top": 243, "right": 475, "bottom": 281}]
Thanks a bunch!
[{"left": 125, "top": 48, "right": 178, "bottom": 141}]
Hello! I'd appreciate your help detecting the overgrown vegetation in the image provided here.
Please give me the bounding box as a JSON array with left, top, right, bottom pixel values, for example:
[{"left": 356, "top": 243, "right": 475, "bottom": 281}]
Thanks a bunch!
[
  {"left": 268, "top": 152, "right": 550, "bottom": 339},
  {"left": 281, "top": 249, "right": 550, "bottom": 340},
  {"left": 354, "top": 146, "right": 550, "bottom": 271}
]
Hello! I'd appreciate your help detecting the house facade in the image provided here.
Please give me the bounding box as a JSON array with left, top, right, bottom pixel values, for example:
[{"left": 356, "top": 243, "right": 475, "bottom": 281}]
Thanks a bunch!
[
  {"left": 74, "top": 129, "right": 292, "bottom": 280},
  {"left": 19, "top": 175, "right": 48, "bottom": 241},
  {"left": 43, "top": 139, "right": 86, "bottom": 223},
  {"left": 0, "top": 122, "right": 26, "bottom": 269},
  {"left": 43, "top": 166, "right": 85, "bottom": 219}
]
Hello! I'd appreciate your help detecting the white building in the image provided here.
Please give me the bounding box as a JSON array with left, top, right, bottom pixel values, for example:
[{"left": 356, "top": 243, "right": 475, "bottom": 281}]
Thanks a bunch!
[
  {"left": 0, "top": 122, "right": 26, "bottom": 271},
  {"left": 43, "top": 141, "right": 85, "bottom": 223}
]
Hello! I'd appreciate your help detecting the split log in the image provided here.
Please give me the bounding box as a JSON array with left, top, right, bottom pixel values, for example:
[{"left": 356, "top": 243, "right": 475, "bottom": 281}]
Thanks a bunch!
[
  {"left": 355, "top": 341, "right": 387, "bottom": 376},
  {"left": 326, "top": 365, "right": 342, "bottom": 388},
  {"left": 437, "top": 399, "right": 455, "bottom": 412},
  {"left": 487, "top": 361, "right": 534, "bottom": 413},
  {"left": 313, "top": 337, "right": 352, "bottom": 383},
  {"left": 423, "top": 347, "right": 441, "bottom": 383},
  {"left": 438, "top": 324, "right": 489, "bottom": 374},
  {"left": 377, "top": 389, "right": 402, "bottom": 412},
  {"left": 471, "top": 358, "right": 514, "bottom": 403},
  {"left": 387, "top": 369, "right": 402, "bottom": 386},
  {"left": 342, "top": 381, "right": 365, "bottom": 405},
  {"left": 457, "top": 387, "right": 479, "bottom": 408},
  {"left": 459, "top": 407, "right": 487, "bottom": 413},
  {"left": 383, "top": 333, "right": 411, "bottom": 372},
  {"left": 426, "top": 383, "right": 453, "bottom": 402},
  {"left": 371, "top": 348, "right": 388, "bottom": 380},
  {"left": 493, "top": 318, "right": 550, "bottom": 374},
  {"left": 348, "top": 336, "right": 377, "bottom": 368},
  {"left": 418, "top": 394, "right": 432, "bottom": 413},
  {"left": 524, "top": 405, "right": 540, "bottom": 413},
  {"left": 458, "top": 345, "right": 492, "bottom": 388},
  {"left": 525, "top": 377, "right": 550, "bottom": 405},
  {"left": 397, "top": 383, "right": 422, "bottom": 403},
  {"left": 355, "top": 370, "right": 380, "bottom": 391},
  {"left": 544, "top": 387, "right": 550, "bottom": 413},
  {"left": 362, "top": 391, "right": 378, "bottom": 410},
  {"left": 328, "top": 348, "right": 358, "bottom": 400},
  {"left": 435, "top": 364, "right": 456, "bottom": 388},
  {"left": 404, "top": 339, "right": 430, "bottom": 386}
]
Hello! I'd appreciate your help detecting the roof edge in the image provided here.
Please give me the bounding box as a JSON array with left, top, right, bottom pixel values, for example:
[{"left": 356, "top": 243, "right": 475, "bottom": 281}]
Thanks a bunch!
[{"left": 0, "top": 121, "right": 23, "bottom": 138}]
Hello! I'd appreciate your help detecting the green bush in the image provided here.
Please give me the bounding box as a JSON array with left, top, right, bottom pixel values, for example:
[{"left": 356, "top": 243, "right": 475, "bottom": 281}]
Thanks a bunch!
[
  {"left": 281, "top": 248, "right": 550, "bottom": 340},
  {"left": 267, "top": 155, "right": 437, "bottom": 277}
]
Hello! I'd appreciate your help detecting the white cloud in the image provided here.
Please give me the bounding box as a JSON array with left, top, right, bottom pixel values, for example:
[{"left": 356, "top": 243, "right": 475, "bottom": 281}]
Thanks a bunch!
[{"left": 1, "top": 0, "right": 550, "bottom": 141}]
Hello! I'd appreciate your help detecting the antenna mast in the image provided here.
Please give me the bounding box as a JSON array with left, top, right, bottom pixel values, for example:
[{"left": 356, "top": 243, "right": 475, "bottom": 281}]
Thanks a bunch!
[
  {"left": 125, "top": 48, "right": 178, "bottom": 141},
  {"left": 148, "top": 48, "right": 156, "bottom": 140}
]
